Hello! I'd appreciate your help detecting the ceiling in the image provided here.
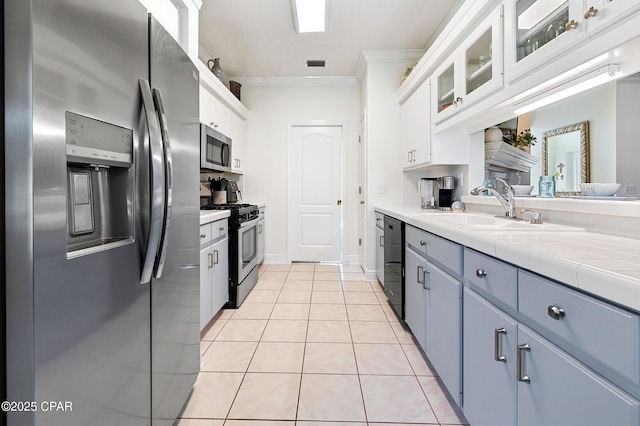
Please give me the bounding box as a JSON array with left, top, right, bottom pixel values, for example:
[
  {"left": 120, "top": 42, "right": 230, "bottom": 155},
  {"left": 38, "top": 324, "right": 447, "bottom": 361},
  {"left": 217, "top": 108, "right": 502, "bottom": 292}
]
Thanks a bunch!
[{"left": 198, "top": 0, "right": 463, "bottom": 78}]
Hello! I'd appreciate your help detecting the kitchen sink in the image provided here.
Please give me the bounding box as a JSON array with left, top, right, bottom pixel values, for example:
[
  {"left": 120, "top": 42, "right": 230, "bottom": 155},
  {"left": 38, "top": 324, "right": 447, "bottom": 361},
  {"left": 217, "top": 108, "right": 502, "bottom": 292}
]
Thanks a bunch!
[{"left": 416, "top": 212, "right": 585, "bottom": 232}]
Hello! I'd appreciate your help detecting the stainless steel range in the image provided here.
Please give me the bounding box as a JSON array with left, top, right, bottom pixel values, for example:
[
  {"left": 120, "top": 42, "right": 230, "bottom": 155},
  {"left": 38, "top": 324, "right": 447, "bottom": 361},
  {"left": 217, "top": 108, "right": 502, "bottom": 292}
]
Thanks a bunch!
[{"left": 201, "top": 203, "right": 260, "bottom": 307}]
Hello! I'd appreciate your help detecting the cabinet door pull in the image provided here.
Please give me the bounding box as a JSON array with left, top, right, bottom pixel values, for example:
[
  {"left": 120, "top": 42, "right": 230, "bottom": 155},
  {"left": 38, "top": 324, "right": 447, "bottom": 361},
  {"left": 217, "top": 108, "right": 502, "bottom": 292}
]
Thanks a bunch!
[
  {"left": 423, "top": 269, "right": 430, "bottom": 290},
  {"left": 213, "top": 250, "right": 219, "bottom": 265},
  {"left": 547, "top": 305, "right": 566, "bottom": 320},
  {"left": 379, "top": 235, "right": 384, "bottom": 247},
  {"left": 565, "top": 19, "right": 579, "bottom": 31},
  {"left": 517, "top": 344, "right": 531, "bottom": 383},
  {"left": 584, "top": 6, "right": 598, "bottom": 19},
  {"left": 494, "top": 328, "right": 507, "bottom": 363},
  {"left": 417, "top": 265, "right": 424, "bottom": 284},
  {"left": 208, "top": 252, "right": 213, "bottom": 268},
  {"left": 475, "top": 269, "right": 487, "bottom": 278},
  {"left": 408, "top": 151, "right": 412, "bottom": 163}
]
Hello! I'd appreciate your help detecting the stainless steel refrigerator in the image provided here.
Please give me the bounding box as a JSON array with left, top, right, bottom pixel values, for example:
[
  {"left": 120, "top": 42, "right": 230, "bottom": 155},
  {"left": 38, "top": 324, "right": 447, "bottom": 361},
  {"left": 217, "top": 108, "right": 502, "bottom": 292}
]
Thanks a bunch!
[{"left": 4, "top": 1, "right": 200, "bottom": 425}]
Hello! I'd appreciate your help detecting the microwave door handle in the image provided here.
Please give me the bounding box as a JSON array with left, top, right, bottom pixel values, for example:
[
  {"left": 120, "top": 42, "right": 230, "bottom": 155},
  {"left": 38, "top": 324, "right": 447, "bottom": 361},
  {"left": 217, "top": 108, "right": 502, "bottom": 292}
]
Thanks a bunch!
[
  {"left": 139, "top": 79, "right": 165, "bottom": 284},
  {"left": 221, "top": 143, "right": 231, "bottom": 167},
  {"left": 152, "top": 88, "right": 172, "bottom": 279}
]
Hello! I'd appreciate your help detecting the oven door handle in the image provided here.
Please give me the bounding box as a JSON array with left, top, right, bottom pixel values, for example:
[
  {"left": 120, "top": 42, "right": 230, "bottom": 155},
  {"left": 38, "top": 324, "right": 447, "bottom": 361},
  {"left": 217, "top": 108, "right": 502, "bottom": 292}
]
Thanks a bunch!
[{"left": 239, "top": 217, "right": 260, "bottom": 229}]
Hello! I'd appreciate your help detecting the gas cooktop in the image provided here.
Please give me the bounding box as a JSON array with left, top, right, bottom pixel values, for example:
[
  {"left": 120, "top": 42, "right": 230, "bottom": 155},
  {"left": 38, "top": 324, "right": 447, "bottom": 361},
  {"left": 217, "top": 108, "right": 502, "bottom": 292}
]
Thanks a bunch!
[{"left": 200, "top": 203, "right": 255, "bottom": 210}]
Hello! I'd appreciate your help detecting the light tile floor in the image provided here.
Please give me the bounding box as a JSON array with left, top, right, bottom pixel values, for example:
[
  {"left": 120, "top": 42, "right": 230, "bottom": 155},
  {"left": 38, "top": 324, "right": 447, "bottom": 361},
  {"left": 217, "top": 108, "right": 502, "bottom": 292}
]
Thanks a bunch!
[{"left": 179, "top": 263, "right": 468, "bottom": 426}]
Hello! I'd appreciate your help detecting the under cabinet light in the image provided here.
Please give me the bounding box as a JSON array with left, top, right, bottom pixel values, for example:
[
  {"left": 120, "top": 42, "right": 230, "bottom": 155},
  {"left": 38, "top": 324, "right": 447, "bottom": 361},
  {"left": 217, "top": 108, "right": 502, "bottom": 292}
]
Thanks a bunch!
[
  {"left": 513, "top": 53, "right": 609, "bottom": 103},
  {"left": 292, "top": 0, "right": 326, "bottom": 33},
  {"left": 514, "top": 64, "right": 620, "bottom": 115}
]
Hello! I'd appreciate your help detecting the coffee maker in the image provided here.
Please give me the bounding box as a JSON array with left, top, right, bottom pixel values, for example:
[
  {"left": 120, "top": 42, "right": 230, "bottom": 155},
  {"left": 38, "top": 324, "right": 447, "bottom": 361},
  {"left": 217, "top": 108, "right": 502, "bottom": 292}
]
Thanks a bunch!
[
  {"left": 436, "top": 176, "right": 456, "bottom": 210},
  {"left": 418, "top": 178, "right": 437, "bottom": 209}
]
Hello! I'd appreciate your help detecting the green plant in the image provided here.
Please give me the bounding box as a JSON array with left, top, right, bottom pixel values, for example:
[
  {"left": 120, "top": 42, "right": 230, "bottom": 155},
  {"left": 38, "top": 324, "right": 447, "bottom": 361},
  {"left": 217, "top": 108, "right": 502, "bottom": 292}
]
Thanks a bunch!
[{"left": 512, "top": 129, "right": 537, "bottom": 149}]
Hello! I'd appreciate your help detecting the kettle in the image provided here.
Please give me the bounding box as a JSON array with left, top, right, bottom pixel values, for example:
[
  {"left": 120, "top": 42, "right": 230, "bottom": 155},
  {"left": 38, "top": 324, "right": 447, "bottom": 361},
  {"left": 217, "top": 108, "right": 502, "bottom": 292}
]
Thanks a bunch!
[{"left": 419, "top": 178, "right": 437, "bottom": 209}]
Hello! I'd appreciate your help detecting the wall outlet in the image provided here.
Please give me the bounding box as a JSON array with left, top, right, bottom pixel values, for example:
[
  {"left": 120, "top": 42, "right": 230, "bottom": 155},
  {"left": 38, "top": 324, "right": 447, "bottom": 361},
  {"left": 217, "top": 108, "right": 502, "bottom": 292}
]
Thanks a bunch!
[
  {"left": 625, "top": 185, "right": 638, "bottom": 195},
  {"left": 378, "top": 184, "right": 388, "bottom": 194}
]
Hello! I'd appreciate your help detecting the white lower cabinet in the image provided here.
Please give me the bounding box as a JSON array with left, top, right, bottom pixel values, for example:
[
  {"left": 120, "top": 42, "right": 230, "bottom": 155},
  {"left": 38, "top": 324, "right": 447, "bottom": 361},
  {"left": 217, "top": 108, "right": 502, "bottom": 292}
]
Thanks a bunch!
[
  {"left": 200, "top": 219, "right": 229, "bottom": 331},
  {"left": 464, "top": 286, "right": 640, "bottom": 426}
]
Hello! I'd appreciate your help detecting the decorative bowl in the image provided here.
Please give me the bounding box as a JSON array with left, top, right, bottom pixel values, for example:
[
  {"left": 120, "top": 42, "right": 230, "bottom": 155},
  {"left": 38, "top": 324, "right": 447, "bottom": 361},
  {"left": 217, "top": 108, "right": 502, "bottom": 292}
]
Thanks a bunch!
[
  {"left": 579, "top": 183, "right": 621, "bottom": 196},
  {"left": 512, "top": 185, "right": 534, "bottom": 195}
]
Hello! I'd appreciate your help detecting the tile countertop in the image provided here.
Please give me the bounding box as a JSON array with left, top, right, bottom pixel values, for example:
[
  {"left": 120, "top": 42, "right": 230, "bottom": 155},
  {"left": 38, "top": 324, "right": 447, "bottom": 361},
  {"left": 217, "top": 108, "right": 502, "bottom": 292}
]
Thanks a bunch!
[
  {"left": 375, "top": 205, "right": 640, "bottom": 313},
  {"left": 200, "top": 210, "right": 230, "bottom": 225}
]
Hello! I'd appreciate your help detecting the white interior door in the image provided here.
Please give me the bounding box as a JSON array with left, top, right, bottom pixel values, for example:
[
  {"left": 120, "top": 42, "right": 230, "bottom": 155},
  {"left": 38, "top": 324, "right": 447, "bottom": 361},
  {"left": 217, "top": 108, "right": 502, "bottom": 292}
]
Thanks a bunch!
[{"left": 289, "top": 125, "right": 343, "bottom": 262}]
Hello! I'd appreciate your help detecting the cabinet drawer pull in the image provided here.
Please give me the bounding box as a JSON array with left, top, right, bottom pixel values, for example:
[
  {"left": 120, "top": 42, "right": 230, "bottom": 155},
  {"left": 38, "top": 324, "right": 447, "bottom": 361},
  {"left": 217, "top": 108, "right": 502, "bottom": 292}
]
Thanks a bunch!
[
  {"left": 419, "top": 240, "right": 426, "bottom": 246},
  {"left": 547, "top": 305, "right": 566, "bottom": 320},
  {"left": 220, "top": 227, "right": 225, "bottom": 232},
  {"left": 584, "top": 6, "right": 598, "bottom": 19},
  {"left": 565, "top": 19, "right": 579, "bottom": 31},
  {"left": 517, "top": 344, "right": 531, "bottom": 383},
  {"left": 494, "top": 328, "right": 507, "bottom": 363},
  {"left": 475, "top": 269, "right": 487, "bottom": 278},
  {"left": 208, "top": 252, "right": 213, "bottom": 268},
  {"left": 200, "top": 234, "right": 206, "bottom": 239}
]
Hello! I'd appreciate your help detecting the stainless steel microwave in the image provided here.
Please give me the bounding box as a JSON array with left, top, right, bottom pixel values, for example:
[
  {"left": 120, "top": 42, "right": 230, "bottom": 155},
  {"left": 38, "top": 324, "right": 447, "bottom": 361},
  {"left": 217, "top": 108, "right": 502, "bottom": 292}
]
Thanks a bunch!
[{"left": 200, "top": 123, "right": 231, "bottom": 172}]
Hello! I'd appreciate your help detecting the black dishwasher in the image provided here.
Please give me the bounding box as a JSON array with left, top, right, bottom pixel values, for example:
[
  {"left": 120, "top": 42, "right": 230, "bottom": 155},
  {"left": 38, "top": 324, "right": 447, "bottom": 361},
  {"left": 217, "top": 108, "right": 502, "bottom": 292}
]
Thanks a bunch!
[{"left": 383, "top": 215, "right": 404, "bottom": 320}]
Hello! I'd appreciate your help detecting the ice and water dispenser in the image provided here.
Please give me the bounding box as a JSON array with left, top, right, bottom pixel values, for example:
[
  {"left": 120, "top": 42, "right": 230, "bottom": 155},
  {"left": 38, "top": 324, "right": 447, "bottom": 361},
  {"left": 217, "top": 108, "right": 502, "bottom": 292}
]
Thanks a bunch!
[{"left": 65, "top": 112, "right": 134, "bottom": 255}]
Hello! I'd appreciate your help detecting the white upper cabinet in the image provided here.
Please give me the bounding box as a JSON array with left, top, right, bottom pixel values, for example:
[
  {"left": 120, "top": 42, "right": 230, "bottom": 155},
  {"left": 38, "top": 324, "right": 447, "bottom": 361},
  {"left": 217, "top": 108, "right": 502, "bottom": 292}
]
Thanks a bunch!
[
  {"left": 583, "top": 0, "right": 640, "bottom": 37},
  {"left": 197, "top": 60, "right": 249, "bottom": 174},
  {"left": 432, "top": 6, "right": 504, "bottom": 123},
  {"left": 504, "top": 0, "right": 585, "bottom": 82},
  {"left": 400, "top": 79, "right": 431, "bottom": 168}
]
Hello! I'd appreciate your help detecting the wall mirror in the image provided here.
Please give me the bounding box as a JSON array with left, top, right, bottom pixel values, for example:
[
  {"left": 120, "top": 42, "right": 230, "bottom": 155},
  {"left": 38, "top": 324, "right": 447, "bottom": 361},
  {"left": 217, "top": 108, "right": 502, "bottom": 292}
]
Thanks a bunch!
[{"left": 541, "top": 121, "right": 590, "bottom": 193}]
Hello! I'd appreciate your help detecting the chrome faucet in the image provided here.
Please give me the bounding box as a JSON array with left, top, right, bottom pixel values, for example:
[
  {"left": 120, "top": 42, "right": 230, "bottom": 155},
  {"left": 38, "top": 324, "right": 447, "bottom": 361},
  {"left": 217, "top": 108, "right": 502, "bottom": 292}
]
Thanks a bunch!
[{"left": 470, "top": 178, "right": 517, "bottom": 219}]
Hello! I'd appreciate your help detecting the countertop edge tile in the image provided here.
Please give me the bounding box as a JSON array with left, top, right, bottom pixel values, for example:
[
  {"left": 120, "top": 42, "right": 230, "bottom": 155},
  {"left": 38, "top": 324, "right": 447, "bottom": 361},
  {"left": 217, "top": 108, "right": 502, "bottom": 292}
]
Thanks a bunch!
[
  {"left": 377, "top": 205, "right": 640, "bottom": 313},
  {"left": 200, "top": 210, "right": 231, "bottom": 225}
]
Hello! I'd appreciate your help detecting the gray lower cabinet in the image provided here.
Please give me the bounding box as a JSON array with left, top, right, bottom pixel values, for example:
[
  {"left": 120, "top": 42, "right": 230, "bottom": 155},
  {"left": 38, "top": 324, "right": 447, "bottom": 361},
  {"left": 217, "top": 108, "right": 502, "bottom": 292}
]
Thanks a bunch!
[
  {"left": 424, "top": 260, "right": 462, "bottom": 405},
  {"left": 517, "top": 326, "right": 639, "bottom": 426},
  {"left": 405, "top": 245, "right": 427, "bottom": 349},
  {"left": 405, "top": 225, "right": 462, "bottom": 405},
  {"left": 464, "top": 286, "right": 640, "bottom": 426},
  {"left": 464, "top": 288, "right": 517, "bottom": 426}
]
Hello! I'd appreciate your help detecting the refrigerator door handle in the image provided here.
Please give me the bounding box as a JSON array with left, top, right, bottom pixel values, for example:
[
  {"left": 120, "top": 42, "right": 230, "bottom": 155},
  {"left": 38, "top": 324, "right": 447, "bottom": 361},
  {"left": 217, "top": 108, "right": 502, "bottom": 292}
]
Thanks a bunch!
[
  {"left": 152, "top": 87, "right": 173, "bottom": 278},
  {"left": 139, "top": 78, "right": 166, "bottom": 284}
]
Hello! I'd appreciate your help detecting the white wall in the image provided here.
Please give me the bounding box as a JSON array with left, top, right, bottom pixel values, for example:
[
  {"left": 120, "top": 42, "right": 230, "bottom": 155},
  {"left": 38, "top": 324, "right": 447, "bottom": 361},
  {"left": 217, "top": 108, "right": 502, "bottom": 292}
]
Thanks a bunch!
[
  {"left": 529, "top": 82, "right": 616, "bottom": 186},
  {"left": 138, "top": 0, "right": 201, "bottom": 62},
  {"left": 359, "top": 53, "right": 419, "bottom": 276},
  {"left": 240, "top": 82, "right": 360, "bottom": 263}
]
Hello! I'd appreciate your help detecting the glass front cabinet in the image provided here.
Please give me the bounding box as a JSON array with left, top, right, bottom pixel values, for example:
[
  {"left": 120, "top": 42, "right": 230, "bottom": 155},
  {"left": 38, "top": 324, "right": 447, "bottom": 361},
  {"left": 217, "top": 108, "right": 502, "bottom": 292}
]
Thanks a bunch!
[
  {"left": 433, "top": 6, "right": 503, "bottom": 123},
  {"left": 583, "top": 0, "right": 640, "bottom": 36},
  {"left": 505, "top": 0, "right": 585, "bottom": 81}
]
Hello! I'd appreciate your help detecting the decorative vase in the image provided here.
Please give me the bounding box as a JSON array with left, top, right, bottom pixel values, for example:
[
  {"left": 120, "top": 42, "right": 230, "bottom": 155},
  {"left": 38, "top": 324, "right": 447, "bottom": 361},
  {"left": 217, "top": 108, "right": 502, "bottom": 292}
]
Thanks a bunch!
[
  {"left": 485, "top": 126, "right": 503, "bottom": 143},
  {"left": 207, "top": 58, "right": 225, "bottom": 83}
]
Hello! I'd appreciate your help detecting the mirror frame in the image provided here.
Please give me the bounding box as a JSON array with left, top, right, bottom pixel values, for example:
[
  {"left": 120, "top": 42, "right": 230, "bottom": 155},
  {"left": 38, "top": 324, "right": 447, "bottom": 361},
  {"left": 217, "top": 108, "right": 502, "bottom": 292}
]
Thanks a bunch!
[{"left": 542, "top": 121, "right": 590, "bottom": 195}]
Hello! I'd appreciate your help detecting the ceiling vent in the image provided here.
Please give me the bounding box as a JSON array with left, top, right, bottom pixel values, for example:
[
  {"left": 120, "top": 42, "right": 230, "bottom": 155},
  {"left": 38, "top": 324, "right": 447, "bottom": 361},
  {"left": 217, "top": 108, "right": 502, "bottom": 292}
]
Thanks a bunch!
[{"left": 306, "top": 59, "right": 326, "bottom": 67}]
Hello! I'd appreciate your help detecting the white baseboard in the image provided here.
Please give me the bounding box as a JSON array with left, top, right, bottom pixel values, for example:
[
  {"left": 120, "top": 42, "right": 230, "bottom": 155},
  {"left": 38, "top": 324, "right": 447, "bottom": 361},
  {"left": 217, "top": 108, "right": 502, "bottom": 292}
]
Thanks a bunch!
[
  {"left": 345, "top": 255, "right": 359, "bottom": 265},
  {"left": 264, "top": 254, "right": 290, "bottom": 264}
]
